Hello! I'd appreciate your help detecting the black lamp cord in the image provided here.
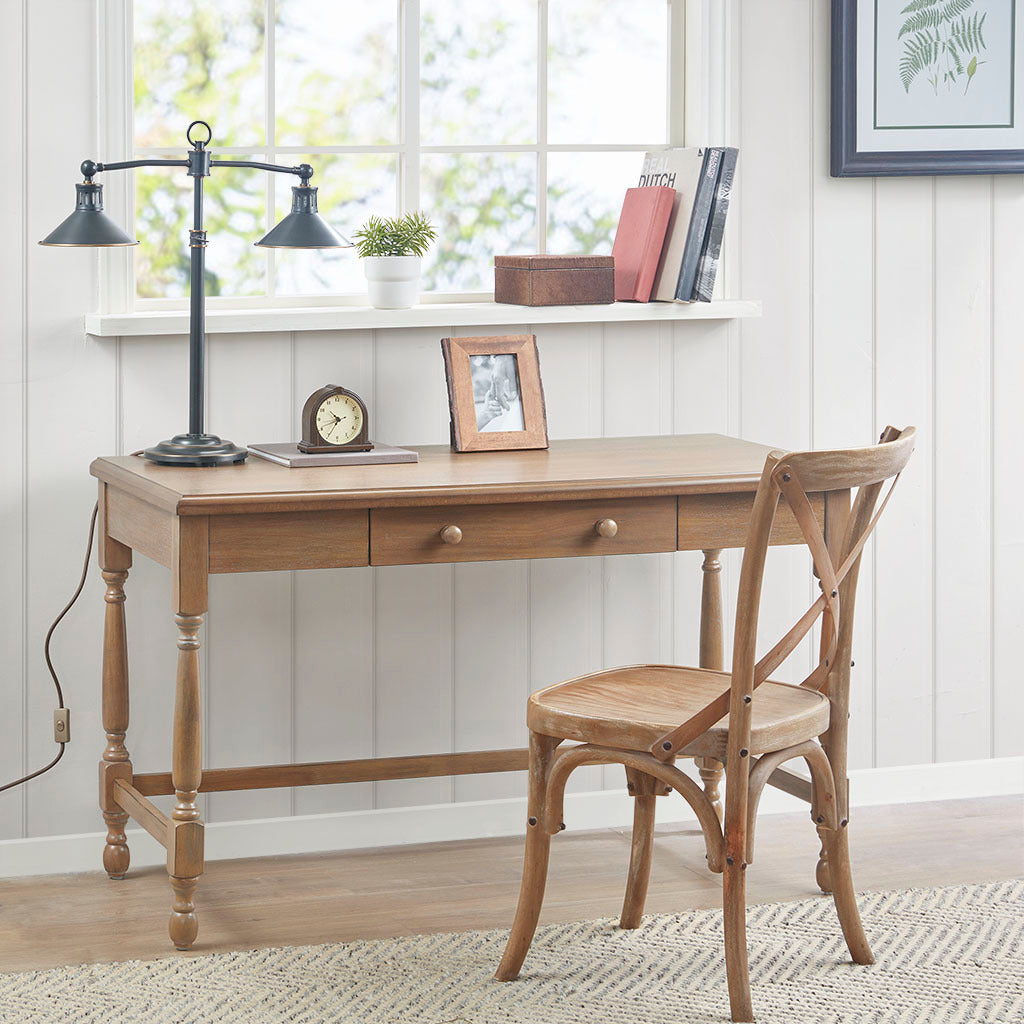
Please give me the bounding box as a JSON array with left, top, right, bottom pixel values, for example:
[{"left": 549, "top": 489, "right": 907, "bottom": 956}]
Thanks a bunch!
[{"left": 0, "top": 500, "right": 99, "bottom": 795}]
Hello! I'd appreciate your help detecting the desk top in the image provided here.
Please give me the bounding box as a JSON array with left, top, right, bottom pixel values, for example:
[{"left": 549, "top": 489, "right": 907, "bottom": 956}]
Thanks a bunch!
[{"left": 91, "top": 434, "right": 782, "bottom": 515}]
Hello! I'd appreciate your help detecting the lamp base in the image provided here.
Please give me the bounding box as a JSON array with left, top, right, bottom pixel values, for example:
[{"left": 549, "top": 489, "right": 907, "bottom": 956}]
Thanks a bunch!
[{"left": 143, "top": 433, "right": 248, "bottom": 467}]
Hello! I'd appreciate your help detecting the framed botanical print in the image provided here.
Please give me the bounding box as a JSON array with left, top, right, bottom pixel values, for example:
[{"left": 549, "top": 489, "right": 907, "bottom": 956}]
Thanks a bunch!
[
  {"left": 831, "top": 0, "right": 1024, "bottom": 175},
  {"left": 441, "top": 334, "right": 548, "bottom": 453}
]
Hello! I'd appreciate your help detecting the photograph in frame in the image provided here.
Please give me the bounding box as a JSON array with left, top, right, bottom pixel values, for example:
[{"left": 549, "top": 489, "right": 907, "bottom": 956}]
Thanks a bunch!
[{"left": 441, "top": 334, "right": 548, "bottom": 452}]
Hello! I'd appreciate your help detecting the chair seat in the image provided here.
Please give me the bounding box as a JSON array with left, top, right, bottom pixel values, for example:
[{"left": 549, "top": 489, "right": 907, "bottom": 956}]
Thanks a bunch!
[{"left": 527, "top": 664, "right": 830, "bottom": 760}]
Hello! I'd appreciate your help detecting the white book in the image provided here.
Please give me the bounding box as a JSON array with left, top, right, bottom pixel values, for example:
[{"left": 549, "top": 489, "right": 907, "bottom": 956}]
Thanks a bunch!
[
  {"left": 638, "top": 147, "right": 706, "bottom": 303},
  {"left": 247, "top": 442, "right": 419, "bottom": 468}
]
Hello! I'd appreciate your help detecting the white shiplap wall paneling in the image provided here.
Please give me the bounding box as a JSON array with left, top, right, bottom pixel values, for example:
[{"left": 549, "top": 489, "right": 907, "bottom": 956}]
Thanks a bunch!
[
  {"left": 374, "top": 563, "right": 455, "bottom": 809},
  {"left": 933, "top": 179, "right": 993, "bottom": 763},
  {"left": 452, "top": 560, "right": 530, "bottom": 802},
  {"left": 0, "top": 0, "right": 27, "bottom": 841},
  {"left": 24, "top": 0, "right": 115, "bottom": 839},
  {"left": 736, "top": 0, "right": 816, "bottom": 711},
  {"left": 374, "top": 328, "right": 453, "bottom": 447},
  {"left": 205, "top": 571, "right": 294, "bottom": 823},
  {"left": 810, "top": 1, "right": 876, "bottom": 770},
  {"left": 533, "top": 323, "right": 603, "bottom": 440},
  {"left": 671, "top": 318, "right": 733, "bottom": 672},
  {"left": 872, "top": 178, "right": 936, "bottom": 769},
  {"left": 292, "top": 565, "right": 376, "bottom": 816},
  {"left": 991, "top": 177, "right": 1024, "bottom": 759},
  {"left": 737, "top": 0, "right": 812, "bottom": 453}
]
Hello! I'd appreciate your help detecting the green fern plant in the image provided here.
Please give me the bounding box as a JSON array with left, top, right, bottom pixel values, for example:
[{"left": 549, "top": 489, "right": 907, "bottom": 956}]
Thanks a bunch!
[
  {"left": 900, "top": 29, "right": 941, "bottom": 91},
  {"left": 898, "top": 0, "right": 986, "bottom": 94},
  {"left": 898, "top": 0, "right": 975, "bottom": 38},
  {"left": 352, "top": 213, "right": 437, "bottom": 259}
]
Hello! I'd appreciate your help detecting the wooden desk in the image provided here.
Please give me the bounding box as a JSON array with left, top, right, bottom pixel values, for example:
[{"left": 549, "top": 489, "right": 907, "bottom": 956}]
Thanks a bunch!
[{"left": 90, "top": 434, "right": 824, "bottom": 950}]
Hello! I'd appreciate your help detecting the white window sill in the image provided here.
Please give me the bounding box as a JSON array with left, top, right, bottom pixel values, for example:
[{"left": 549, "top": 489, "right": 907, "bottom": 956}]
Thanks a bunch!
[{"left": 84, "top": 299, "right": 762, "bottom": 338}]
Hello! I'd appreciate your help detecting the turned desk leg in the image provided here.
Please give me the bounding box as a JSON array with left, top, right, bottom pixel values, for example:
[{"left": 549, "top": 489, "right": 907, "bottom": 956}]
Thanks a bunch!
[
  {"left": 99, "top": 566, "right": 132, "bottom": 878},
  {"left": 97, "top": 487, "right": 133, "bottom": 880},
  {"left": 698, "top": 549, "right": 724, "bottom": 824},
  {"left": 168, "top": 517, "right": 208, "bottom": 951},
  {"left": 169, "top": 613, "right": 204, "bottom": 949}
]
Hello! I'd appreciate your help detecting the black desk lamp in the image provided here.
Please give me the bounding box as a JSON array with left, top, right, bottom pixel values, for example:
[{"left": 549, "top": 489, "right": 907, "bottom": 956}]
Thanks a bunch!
[{"left": 40, "top": 120, "right": 350, "bottom": 466}]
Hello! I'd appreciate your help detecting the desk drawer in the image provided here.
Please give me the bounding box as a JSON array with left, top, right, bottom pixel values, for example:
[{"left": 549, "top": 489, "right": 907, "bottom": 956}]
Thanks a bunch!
[
  {"left": 676, "top": 491, "right": 824, "bottom": 551},
  {"left": 371, "top": 497, "right": 677, "bottom": 565},
  {"left": 209, "top": 510, "right": 369, "bottom": 572}
]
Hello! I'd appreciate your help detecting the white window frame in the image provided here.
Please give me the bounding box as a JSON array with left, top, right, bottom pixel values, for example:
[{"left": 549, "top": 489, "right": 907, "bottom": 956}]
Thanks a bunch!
[{"left": 97, "top": 0, "right": 723, "bottom": 315}]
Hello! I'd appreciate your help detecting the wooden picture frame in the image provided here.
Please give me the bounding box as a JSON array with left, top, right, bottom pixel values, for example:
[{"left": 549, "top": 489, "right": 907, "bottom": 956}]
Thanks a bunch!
[
  {"left": 441, "top": 334, "right": 548, "bottom": 453},
  {"left": 831, "top": 0, "right": 1024, "bottom": 177}
]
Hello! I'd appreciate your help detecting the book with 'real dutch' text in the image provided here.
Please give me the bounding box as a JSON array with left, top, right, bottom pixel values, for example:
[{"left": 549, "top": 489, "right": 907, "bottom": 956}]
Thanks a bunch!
[
  {"left": 610, "top": 186, "right": 675, "bottom": 302},
  {"left": 637, "top": 147, "right": 706, "bottom": 303}
]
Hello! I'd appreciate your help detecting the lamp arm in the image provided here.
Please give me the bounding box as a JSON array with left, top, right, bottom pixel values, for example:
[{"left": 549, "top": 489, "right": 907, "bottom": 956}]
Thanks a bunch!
[
  {"left": 81, "top": 158, "right": 313, "bottom": 182},
  {"left": 211, "top": 159, "right": 314, "bottom": 183},
  {"left": 87, "top": 158, "right": 190, "bottom": 176}
]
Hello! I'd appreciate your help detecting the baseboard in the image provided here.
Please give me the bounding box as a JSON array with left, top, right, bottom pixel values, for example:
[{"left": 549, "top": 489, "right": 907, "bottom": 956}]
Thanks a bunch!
[{"left": 1, "top": 756, "right": 1020, "bottom": 879}]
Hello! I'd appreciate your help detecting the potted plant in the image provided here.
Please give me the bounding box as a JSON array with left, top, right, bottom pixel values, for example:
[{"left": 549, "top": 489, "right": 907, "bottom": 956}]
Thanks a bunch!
[{"left": 353, "top": 212, "right": 437, "bottom": 309}]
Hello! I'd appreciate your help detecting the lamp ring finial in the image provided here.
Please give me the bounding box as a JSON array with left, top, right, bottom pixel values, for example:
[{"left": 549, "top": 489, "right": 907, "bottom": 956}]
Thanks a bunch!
[{"left": 186, "top": 120, "right": 213, "bottom": 148}]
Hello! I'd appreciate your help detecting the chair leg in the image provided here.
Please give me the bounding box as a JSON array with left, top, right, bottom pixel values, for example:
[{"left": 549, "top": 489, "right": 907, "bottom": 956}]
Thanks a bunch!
[
  {"left": 815, "top": 838, "right": 833, "bottom": 893},
  {"left": 620, "top": 768, "right": 657, "bottom": 929},
  {"left": 817, "top": 823, "right": 873, "bottom": 965},
  {"left": 723, "top": 859, "right": 754, "bottom": 1023},
  {"left": 698, "top": 757, "right": 725, "bottom": 824},
  {"left": 495, "top": 732, "right": 560, "bottom": 981}
]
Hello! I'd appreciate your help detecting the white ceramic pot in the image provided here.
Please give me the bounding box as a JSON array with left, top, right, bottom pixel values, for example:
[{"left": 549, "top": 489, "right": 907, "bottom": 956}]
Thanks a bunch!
[{"left": 362, "top": 255, "right": 422, "bottom": 309}]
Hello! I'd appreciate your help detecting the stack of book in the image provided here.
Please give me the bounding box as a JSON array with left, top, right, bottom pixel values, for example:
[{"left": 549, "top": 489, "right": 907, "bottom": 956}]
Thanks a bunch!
[{"left": 611, "top": 146, "right": 738, "bottom": 303}]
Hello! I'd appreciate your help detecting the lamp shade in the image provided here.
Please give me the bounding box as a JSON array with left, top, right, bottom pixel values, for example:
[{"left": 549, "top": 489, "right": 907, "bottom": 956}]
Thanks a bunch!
[
  {"left": 255, "top": 185, "right": 351, "bottom": 248},
  {"left": 38, "top": 183, "right": 138, "bottom": 247}
]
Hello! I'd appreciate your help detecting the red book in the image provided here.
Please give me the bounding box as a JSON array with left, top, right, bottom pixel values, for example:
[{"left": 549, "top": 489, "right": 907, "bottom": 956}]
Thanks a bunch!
[{"left": 611, "top": 186, "right": 675, "bottom": 302}]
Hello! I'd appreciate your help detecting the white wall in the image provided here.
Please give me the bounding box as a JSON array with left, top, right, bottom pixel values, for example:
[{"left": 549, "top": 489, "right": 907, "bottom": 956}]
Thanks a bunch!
[{"left": 1, "top": 0, "right": 1021, "bottom": 856}]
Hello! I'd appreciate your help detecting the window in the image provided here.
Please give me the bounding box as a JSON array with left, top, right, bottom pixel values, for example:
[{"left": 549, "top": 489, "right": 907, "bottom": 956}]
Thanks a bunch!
[{"left": 130, "top": 0, "right": 680, "bottom": 305}]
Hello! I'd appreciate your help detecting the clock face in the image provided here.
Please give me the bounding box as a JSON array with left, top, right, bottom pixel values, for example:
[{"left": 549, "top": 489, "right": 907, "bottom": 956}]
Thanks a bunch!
[{"left": 315, "top": 392, "right": 364, "bottom": 446}]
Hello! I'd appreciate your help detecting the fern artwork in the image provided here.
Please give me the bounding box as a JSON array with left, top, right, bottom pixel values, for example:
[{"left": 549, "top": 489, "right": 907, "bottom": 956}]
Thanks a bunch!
[
  {"left": 831, "top": 1, "right": 1022, "bottom": 176},
  {"left": 898, "top": 0, "right": 988, "bottom": 95},
  {"left": 870, "top": 0, "right": 1016, "bottom": 136}
]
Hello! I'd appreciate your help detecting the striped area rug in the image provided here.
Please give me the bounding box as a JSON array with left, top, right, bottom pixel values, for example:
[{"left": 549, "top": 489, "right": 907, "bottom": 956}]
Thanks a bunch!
[{"left": 2, "top": 879, "right": 1021, "bottom": 1023}]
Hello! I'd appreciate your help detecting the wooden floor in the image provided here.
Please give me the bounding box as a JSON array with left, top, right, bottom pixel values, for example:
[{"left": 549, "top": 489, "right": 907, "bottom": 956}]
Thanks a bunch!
[{"left": 1, "top": 796, "right": 1020, "bottom": 974}]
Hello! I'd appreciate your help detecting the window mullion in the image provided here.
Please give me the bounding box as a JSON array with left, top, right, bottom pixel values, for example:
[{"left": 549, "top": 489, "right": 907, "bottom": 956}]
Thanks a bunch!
[
  {"left": 265, "top": 0, "right": 276, "bottom": 298},
  {"left": 680, "top": 0, "right": 702, "bottom": 146},
  {"left": 667, "top": 0, "right": 687, "bottom": 147},
  {"left": 400, "top": 0, "right": 420, "bottom": 214},
  {"left": 536, "top": 0, "right": 548, "bottom": 253}
]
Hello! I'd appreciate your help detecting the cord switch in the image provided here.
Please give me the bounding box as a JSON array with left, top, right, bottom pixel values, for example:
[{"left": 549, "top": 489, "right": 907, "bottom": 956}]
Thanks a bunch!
[{"left": 53, "top": 708, "right": 70, "bottom": 744}]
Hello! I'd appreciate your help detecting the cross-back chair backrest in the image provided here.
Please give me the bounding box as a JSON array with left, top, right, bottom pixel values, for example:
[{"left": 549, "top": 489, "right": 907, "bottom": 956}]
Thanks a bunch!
[{"left": 652, "top": 426, "right": 916, "bottom": 764}]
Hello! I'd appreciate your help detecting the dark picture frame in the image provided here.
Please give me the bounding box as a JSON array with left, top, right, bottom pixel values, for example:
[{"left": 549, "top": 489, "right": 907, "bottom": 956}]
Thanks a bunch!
[
  {"left": 441, "top": 334, "right": 548, "bottom": 453},
  {"left": 831, "top": 0, "right": 1024, "bottom": 176}
]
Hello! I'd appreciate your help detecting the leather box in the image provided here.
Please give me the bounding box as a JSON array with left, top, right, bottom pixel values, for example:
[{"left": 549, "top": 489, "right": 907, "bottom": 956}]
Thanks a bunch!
[{"left": 494, "top": 254, "right": 615, "bottom": 306}]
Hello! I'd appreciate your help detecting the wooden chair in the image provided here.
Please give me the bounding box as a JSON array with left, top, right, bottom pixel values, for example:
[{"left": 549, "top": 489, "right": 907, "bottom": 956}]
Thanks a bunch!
[{"left": 494, "top": 426, "right": 916, "bottom": 1023}]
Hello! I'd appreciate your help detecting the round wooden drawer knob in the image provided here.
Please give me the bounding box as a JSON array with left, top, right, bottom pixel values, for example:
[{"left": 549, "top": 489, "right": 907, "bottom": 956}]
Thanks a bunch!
[
  {"left": 440, "top": 525, "right": 463, "bottom": 545},
  {"left": 594, "top": 518, "right": 618, "bottom": 538}
]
